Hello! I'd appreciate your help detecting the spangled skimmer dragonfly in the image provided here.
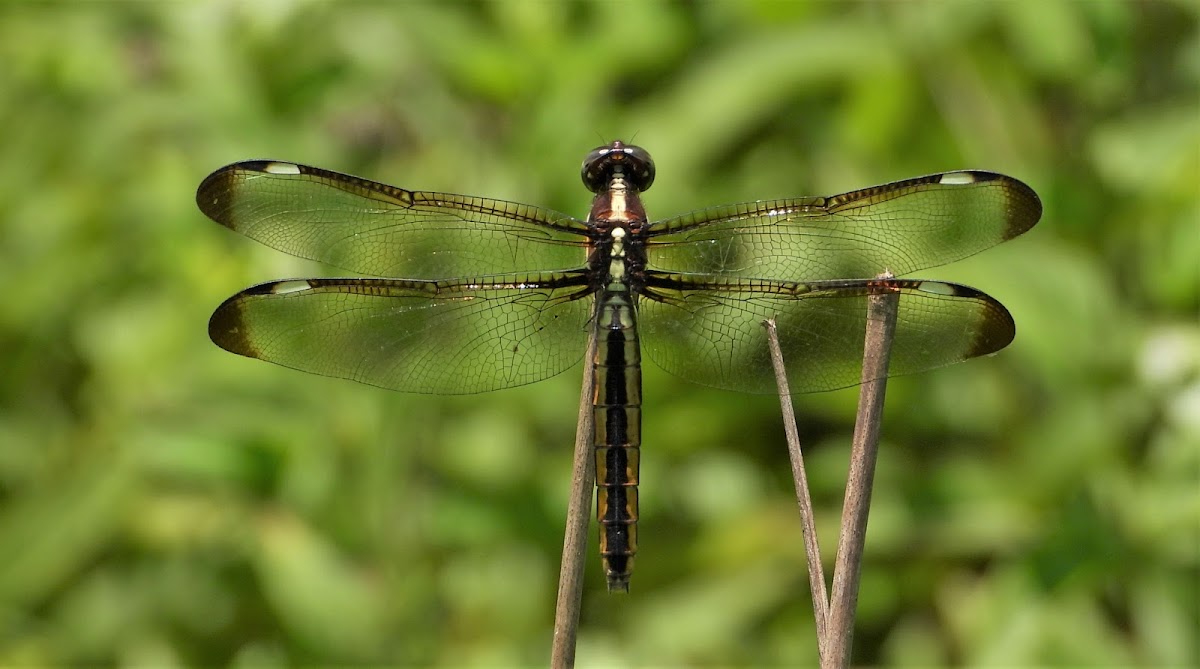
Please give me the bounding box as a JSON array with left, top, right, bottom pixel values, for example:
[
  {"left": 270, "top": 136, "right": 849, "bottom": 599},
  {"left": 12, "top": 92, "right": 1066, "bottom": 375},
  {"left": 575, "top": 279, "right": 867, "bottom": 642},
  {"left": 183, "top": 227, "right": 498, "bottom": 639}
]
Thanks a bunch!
[{"left": 199, "top": 141, "right": 1041, "bottom": 591}]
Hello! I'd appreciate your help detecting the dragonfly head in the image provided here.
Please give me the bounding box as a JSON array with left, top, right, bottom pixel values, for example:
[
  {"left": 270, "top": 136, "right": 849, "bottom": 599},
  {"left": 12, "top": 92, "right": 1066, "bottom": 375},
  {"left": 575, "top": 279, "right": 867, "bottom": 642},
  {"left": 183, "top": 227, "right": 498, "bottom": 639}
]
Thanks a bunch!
[{"left": 581, "top": 140, "right": 655, "bottom": 194}]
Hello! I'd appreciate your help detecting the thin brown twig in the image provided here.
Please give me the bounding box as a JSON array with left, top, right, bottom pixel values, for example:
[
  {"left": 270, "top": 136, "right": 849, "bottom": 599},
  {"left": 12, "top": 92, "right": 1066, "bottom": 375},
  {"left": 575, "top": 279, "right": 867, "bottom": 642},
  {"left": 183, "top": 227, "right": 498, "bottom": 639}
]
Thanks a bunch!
[
  {"left": 763, "top": 317, "right": 830, "bottom": 662},
  {"left": 825, "top": 280, "right": 901, "bottom": 667},
  {"left": 550, "top": 331, "right": 598, "bottom": 669}
]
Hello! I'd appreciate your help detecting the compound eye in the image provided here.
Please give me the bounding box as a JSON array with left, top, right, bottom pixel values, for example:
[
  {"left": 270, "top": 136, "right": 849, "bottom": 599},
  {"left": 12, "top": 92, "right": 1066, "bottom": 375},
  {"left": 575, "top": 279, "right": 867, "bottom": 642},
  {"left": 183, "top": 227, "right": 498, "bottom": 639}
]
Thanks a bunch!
[
  {"left": 624, "top": 145, "right": 656, "bottom": 191},
  {"left": 580, "top": 146, "right": 610, "bottom": 193}
]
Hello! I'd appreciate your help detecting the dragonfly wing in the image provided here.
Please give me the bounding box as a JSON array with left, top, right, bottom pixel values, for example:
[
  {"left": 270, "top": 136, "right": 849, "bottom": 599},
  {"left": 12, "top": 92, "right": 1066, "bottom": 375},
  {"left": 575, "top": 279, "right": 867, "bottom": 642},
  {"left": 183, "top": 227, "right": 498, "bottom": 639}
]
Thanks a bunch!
[
  {"left": 210, "top": 272, "right": 595, "bottom": 394},
  {"left": 646, "top": 171, "right": 1041, "bottom": 280},
  {"left": 198, "top": 161, "right": 590, "bottom": 279},
  {"left": 638, "top": 275, "right": 1014, "bottom": 394}
]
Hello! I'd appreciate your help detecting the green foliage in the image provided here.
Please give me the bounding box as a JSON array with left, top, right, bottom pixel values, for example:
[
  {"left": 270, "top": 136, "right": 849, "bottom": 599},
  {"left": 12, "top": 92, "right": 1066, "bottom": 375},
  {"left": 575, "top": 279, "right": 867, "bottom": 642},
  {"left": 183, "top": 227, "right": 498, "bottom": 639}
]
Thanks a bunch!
[{"left": 0, "top": 1, "right": 1196, "bottom": 666}]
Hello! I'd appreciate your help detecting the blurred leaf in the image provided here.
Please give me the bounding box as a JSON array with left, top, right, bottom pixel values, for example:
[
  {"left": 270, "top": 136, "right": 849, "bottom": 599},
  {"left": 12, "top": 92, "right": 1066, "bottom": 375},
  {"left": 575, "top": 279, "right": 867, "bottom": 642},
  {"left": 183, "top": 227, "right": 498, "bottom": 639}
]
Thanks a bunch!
[
  {"left": 0, "top": 447, "right": 135, "bottom": 607},
  {"left": 254, "top": 512, "right": 388, "bottom": 660}
]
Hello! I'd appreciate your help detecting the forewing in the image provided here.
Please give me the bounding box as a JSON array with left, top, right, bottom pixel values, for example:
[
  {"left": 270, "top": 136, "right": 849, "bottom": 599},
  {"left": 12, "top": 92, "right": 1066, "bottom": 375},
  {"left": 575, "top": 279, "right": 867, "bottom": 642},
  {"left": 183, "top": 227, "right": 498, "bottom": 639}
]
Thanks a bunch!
[
  {"left": 646, "top": 171, "right": 1041, "bottom": 280},
  {"left": 209, "top": 273, "right": 594, "bottom": 394},
  {"left": 198, "top": 161, "right": 589, "bottom": 279},
  {"left": 638, "top": 275, "right": 1014, "bottom": 394}
]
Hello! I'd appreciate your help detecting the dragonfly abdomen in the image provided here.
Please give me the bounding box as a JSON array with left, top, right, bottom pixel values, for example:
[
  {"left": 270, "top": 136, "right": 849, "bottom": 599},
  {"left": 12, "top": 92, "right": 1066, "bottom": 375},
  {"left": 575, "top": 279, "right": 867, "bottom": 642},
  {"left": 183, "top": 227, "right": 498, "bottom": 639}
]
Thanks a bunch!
[{"left": 592, "top": 285, "right": 642, "bottom": 593}]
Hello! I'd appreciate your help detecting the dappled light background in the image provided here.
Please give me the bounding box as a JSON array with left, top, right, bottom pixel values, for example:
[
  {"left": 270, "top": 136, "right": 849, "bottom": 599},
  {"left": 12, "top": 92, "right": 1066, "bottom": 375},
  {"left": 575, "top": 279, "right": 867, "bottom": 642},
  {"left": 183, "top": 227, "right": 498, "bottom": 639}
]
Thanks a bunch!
[{"left": 0, "top": 2, "right": 1196, "bottom": 667}]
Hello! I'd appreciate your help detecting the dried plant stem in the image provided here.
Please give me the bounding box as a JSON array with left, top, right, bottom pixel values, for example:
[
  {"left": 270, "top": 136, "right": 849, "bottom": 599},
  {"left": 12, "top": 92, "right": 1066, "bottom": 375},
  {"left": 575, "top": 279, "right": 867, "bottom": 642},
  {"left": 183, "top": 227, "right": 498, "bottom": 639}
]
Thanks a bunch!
[
  {"left": 550, "top": 331, "right": 598, "bottom": 669},
  {"left": 763, "top": 318, "right": 830, "bottom": 661},
  {"left": 826, "top": 284, "right": 900, "bottom": 667}
]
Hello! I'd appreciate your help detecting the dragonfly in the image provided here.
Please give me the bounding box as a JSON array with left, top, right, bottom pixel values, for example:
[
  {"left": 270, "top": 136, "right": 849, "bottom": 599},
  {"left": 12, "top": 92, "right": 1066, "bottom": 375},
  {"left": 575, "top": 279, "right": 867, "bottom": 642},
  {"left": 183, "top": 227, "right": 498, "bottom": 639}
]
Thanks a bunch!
[{"left": 199, "top": 141, "right": 1041, "bottom": 592}]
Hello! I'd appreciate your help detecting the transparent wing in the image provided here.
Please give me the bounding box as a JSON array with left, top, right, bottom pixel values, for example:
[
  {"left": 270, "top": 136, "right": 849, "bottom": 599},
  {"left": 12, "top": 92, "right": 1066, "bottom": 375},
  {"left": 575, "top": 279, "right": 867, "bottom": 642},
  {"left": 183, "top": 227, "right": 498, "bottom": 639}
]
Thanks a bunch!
[
  {"left": 638, "top": 275, "right": 1014, "bottom": 394},
  {"left": 198, "top": 161, "right": 590, "bottom": 279},
  {"left": 646, "top": 171, "right": 1041, "bottom": 280},
  {"left": 209, "top": 273, "right": 595, "bottom": 394}
]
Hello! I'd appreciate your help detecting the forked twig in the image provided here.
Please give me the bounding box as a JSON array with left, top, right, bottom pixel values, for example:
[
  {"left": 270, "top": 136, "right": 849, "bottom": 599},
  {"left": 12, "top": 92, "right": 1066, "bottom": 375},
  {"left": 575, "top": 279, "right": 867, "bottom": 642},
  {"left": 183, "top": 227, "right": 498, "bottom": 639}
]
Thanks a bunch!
[
  {"left": 550, "top": 331, "right": 598, "bottom": 669},
  {"left": 764, "top": 275, "right": 900, "bottom": 669}
]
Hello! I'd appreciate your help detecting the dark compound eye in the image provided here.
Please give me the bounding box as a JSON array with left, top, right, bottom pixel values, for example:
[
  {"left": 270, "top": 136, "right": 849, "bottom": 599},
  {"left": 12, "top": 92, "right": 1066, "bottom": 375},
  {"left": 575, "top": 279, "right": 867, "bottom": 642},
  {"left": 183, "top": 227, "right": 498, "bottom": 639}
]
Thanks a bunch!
[
  {"left": 623, "top": 145, "right": 655, "bottom": 191},
  {"left": 580, "top": 146, "right": 611, "bottom": 193}
]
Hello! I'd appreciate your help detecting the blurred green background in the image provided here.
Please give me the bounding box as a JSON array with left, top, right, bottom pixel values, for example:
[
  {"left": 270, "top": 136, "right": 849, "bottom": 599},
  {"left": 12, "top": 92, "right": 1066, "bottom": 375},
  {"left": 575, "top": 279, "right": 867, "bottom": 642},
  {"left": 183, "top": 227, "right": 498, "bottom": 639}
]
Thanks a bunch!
[{"left": 1, "top": 1, "right": 1197, "bottom": 667}]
